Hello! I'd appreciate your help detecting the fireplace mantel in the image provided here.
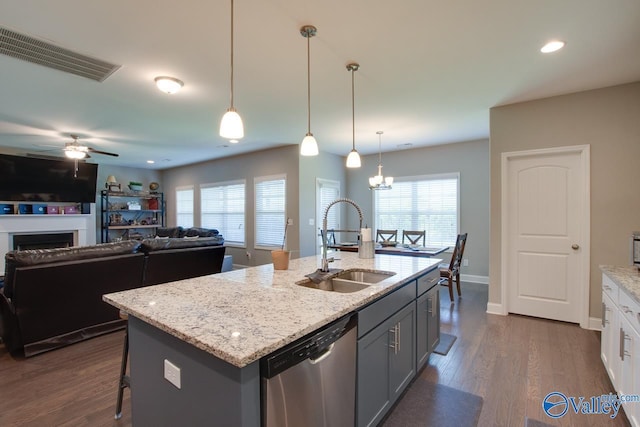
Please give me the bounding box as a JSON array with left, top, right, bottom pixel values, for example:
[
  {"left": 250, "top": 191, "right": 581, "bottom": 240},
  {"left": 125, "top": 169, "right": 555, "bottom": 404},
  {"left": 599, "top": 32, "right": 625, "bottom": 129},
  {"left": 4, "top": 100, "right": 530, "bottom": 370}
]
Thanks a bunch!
[{"left": 0, "top": 212, "right": 96, "bottom": 272}]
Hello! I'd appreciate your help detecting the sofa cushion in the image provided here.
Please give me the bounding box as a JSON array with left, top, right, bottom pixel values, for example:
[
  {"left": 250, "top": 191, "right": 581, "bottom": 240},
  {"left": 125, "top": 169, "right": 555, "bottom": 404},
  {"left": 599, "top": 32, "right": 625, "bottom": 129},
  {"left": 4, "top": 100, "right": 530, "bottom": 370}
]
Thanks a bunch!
[
  {"left": 155, "top": 226, "right": 184, "bottom": 238},
  {"left": 3, "top": 240, "right": 142, "bottom": 299},
  {"left": 140, "top": 236, "right": 224, "bottom": 252},
  {"left": 184, "top": 227, "right": 219, "bottom": 237}
]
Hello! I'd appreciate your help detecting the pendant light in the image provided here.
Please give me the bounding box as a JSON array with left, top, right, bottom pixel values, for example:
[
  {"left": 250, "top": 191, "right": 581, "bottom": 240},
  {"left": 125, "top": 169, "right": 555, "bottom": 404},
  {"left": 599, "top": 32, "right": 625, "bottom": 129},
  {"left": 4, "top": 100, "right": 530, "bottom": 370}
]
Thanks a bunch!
[
  {"left": 219, "top": 0, "right": 244, "bottom": 140},
  {"left": 300, "top": 25, "right": 319, "bottom": 156},
  {"left": 369, "top": 131, "right": 393, "bottom": 190},
  {"left": 345, "top": 63, "right": 361, "bottom": 168}
]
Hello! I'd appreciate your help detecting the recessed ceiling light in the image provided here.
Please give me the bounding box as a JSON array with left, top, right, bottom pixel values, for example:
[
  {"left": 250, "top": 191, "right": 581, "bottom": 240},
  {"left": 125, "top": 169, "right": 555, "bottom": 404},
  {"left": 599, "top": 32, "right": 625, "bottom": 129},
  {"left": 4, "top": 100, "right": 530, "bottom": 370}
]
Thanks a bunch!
[
  {"left": 147, "top": 160, "right": 155, "bottom": 164},
  {"left": 540, "top": 40, "right": 565, "bottom": 53},
  {"left": 154, "top": 76, "right": 184, "bottom": 94}
]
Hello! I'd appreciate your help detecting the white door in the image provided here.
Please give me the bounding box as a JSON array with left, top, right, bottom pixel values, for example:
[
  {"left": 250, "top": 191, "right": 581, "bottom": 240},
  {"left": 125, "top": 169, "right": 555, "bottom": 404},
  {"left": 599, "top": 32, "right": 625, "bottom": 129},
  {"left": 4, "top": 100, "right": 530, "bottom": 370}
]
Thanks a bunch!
[{"left": 503, "top": 145, "right": 590, "bottom": 325}]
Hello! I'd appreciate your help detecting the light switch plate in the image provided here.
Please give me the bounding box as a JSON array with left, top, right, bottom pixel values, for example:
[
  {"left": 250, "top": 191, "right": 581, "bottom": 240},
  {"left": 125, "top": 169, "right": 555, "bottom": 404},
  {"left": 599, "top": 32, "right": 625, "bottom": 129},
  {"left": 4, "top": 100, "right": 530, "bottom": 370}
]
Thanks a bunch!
[{"left": 164, "top": 359, "right": 181, "bottom": 389}]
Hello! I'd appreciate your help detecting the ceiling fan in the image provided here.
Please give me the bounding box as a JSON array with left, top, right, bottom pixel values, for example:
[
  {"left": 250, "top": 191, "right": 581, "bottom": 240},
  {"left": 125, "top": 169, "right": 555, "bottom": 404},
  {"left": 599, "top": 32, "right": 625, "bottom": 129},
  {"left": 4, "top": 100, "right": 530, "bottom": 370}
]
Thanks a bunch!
[{"left": 64, "top": 134, "right": 119, "bottom": 159}]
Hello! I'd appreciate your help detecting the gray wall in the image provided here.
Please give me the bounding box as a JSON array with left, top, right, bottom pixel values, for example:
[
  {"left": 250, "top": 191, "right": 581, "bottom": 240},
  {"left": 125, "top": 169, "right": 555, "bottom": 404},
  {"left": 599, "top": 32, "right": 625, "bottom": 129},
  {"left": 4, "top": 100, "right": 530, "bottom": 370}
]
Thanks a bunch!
[
  {"left": 490, "top": 81, "right": 640, "bottom": 317},
  {"left": 345, "top": 139, "right": 491, "bottom": 278},
  {"left": 161, "top": 145, "right": 300, "bottom": 267}
]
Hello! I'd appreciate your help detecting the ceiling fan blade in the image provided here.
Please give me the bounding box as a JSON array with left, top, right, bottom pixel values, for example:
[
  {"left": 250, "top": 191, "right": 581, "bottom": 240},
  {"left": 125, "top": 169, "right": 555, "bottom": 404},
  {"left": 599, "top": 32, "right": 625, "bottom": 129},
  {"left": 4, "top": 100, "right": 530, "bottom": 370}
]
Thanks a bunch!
[{"left": 87, "top": 147, "right": 119, "bottom": 157}]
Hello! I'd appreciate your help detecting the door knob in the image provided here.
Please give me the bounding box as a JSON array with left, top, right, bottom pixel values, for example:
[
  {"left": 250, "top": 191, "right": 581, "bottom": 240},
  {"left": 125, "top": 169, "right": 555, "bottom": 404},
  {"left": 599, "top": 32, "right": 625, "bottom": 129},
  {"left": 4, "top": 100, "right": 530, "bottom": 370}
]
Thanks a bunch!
[{"left": 571, "top": 244, "right": 579, "bottom": 250}]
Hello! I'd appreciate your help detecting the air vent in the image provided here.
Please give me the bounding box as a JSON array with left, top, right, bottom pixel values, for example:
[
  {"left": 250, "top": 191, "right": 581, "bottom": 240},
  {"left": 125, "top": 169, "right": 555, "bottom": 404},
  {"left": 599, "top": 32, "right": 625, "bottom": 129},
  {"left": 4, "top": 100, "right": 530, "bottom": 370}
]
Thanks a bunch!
[{"left": 0, "top": 26, "right": 120, "bottom": 82}]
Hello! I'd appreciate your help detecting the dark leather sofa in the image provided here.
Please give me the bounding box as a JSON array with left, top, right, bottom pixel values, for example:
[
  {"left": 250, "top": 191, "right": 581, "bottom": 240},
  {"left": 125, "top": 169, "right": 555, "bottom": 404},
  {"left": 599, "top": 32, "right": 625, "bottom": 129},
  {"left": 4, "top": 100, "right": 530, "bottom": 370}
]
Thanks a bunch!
[{"left": 0, "top": 232, "right": 225, "bottom": 357}]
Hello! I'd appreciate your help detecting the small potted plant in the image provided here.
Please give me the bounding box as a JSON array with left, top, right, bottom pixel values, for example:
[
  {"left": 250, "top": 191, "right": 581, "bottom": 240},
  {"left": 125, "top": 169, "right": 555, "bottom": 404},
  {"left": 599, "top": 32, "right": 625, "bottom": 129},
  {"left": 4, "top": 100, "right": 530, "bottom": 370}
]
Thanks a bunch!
[{"left": 128, "top": 181, "right": 143, "bottom": 191}]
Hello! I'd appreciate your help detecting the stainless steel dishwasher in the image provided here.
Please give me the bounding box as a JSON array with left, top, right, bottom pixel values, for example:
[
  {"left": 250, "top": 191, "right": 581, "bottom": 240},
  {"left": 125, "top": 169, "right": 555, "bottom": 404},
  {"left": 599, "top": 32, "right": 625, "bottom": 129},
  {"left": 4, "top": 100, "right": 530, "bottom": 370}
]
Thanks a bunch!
[{"left": 261, "top": 314, "right": 357, "bottom": 427}]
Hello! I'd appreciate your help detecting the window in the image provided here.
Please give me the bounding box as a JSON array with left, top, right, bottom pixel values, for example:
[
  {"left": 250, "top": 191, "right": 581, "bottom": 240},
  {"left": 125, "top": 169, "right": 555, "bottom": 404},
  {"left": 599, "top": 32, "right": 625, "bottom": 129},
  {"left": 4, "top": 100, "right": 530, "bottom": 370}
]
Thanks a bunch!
[
  {"left": 175, "top": 186, "right": 194, "bottom": 228},
  {"left": 201, "top": 180, "right": 246, "bottom": 246},
  {"left": 255, "top": 175, "right": 286, "bottom": 249},
  {"left": 374, "top": 173, "right": 459, "bottom": 247},
  {"left": 316, "top": 179, "right": 340, "bottom": 248}
]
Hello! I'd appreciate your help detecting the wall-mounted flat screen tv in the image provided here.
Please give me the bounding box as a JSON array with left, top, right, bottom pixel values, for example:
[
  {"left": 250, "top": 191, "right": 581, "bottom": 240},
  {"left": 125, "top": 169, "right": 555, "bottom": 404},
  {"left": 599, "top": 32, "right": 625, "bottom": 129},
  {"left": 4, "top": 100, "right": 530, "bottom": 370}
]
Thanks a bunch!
[{"left": 0, "top": 154, "right": 98, "bottom": 203}]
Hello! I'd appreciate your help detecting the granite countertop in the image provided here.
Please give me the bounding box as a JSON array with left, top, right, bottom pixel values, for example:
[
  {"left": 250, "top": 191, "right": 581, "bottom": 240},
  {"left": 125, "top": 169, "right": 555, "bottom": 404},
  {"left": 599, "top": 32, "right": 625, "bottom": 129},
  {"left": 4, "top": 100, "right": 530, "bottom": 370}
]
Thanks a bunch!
[
  {"left": 103, "top": 252, "right": 441, "bottom": 368},
  {"left": 600, "top": 265, "right": 640, "bottom": 303}
]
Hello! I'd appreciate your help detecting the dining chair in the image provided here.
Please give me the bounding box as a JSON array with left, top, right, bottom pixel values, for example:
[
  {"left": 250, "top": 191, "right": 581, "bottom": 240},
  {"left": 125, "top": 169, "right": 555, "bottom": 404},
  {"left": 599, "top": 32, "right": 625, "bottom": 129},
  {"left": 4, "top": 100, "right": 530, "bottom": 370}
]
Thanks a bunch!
[
  {"left": 319, "top": 228, "right": 336, "bottom": 246},
  {"left": 439, "top": 233, "right": 468, "bottom": 302},
  {"left": 402, "top": 230, "right": 425, "bottom": 246},
  {"left": 376, "top": 229, "right": 398, "bottom": 244}
]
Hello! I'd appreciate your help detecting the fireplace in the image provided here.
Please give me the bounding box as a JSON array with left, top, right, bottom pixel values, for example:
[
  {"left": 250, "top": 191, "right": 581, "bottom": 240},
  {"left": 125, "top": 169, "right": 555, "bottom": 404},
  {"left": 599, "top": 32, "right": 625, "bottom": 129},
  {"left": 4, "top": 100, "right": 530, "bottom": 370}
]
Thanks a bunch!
[{"left": 13, "top": 232, "right": 75, "bottom": 251}]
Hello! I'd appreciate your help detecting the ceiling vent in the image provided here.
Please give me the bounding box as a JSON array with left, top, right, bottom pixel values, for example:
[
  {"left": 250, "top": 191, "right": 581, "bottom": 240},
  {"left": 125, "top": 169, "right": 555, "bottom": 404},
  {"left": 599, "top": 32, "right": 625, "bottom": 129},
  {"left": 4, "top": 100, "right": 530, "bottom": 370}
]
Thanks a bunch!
[{"left": 0, "top": 26, "right": 120, "bottom": 82}]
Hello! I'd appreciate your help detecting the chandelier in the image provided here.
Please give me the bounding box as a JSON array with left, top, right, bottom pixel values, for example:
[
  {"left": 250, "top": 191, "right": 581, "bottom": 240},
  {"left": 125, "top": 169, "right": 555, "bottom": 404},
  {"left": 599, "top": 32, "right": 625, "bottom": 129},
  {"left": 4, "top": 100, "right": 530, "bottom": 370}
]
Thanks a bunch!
[{"left": 369, "top": 131, "right": 393, "bottom": 190}]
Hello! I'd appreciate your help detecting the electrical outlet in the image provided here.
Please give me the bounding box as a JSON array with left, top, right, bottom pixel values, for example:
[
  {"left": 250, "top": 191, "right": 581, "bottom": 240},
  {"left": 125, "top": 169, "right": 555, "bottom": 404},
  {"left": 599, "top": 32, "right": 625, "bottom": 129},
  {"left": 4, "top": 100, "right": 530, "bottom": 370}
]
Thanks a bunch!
[
  {"left": 309, "top": 218, "right": 314, "bottom": 226},
  {"left": 462, "top": 258, "right": 469, "bottom": 267},
  {"left": 164, "top": 359, "right": 181, "bottom": 389},
  {"left": 287, "top": 218, "right": 293, "bottom": 225},
  {"left": 246, "top": 251, "right": 251, "bottom": 259}
]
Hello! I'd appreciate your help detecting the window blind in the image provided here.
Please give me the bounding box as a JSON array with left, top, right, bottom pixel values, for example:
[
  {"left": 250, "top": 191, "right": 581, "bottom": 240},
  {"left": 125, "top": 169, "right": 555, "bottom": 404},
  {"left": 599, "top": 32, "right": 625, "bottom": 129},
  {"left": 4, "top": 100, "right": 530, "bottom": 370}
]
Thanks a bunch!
[
  {"left": 255, "top": 175, "right": 286, "bottom": 248},
  {"left": 317, "top": 179, "right": 340, "bottom": 246},
  {"left": 201, "top": 180, "right": 245, "bottom": 245},
  {"left": 175, "top": 187, "right": 194, "bottom": 228},
  {"left": 374, "top": 174, "right": 459, "bottom": 247}
]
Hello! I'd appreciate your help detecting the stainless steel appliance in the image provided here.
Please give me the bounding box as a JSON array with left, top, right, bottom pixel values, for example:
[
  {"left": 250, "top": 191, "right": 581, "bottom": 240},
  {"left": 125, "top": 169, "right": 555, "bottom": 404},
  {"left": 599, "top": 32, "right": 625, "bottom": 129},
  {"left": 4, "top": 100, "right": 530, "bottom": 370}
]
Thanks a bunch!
[
  {"left": 261, "top": 314, "right": 357, "bottom": 427},
  {"left": 632, "top": 232, "right": 640, "bottom": 268}
]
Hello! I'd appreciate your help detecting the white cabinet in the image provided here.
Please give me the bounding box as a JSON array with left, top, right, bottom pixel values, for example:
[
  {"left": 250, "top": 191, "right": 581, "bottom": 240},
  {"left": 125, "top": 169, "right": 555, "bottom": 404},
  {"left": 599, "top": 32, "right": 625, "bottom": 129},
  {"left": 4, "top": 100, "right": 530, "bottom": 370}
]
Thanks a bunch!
[
  {"left": 601, "top": 272, "right": 640, "bottom": 427},
  {"left": 618, "top": 290, "right": 640, "bottom": 427}
]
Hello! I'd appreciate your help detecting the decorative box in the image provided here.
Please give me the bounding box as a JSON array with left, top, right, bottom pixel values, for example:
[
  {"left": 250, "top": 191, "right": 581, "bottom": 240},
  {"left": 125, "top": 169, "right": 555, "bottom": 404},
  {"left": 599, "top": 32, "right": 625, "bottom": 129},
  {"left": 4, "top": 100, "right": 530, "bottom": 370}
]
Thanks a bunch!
[
  {"left": 0, "top": 204, "right": 14, "bottom": 215},
  {"left": 63, "top": 206, "right": 79, "bottom": 214},
  {"left": 47, "top": 206, "right": 60, "bottom": 215},
  {"left": 18, "top": 204, "right": 33, "bottom": 214},
  {"left": 32, "top": 204, "right": 47, "bottom": 214}
]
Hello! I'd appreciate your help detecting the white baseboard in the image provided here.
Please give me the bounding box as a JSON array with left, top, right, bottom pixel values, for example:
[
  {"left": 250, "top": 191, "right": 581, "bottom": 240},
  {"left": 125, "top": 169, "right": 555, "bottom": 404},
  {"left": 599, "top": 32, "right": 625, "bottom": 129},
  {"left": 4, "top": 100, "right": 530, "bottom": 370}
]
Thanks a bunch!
[
  {"left": 588, "top": 317, "right": 602, "bottom": 331},
  {"left": 461, "top": 274, "right": 489, "bottom": 284},
  {"left": 486, "top": 302, "right": 506, "bottom": 316}
]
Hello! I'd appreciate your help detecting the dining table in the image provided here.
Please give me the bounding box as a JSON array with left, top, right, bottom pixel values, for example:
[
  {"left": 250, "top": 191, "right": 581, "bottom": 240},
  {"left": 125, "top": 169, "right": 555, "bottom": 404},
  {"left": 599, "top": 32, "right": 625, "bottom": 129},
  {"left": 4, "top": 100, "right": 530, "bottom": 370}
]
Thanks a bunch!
[{"left": 328, "top": 242, "right": 448, "bottom": 258}]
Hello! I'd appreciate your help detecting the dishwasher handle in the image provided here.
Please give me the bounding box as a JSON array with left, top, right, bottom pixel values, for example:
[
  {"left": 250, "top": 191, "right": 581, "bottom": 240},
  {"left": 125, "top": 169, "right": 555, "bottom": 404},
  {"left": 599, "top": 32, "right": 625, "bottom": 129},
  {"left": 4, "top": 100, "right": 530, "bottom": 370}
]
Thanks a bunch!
[{"left": 309, "top": 343, "right": 335, "bottom": 364}]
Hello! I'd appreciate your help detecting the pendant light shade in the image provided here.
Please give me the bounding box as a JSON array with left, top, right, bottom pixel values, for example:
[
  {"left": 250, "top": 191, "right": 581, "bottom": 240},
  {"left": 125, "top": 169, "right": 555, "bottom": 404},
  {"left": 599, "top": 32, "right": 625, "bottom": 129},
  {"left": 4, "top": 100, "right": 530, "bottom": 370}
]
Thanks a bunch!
[
  {"left": 300, "top": 25, "right": 319, "bottom": 156},
  {"left": 219, "top": 0, "right": 244, "bottom": 140},
  {"left": 346, "top": 63, "right": 361, "bottom": 168},
  {"left": 369, "top": 131, "right": 393, "bottom": 190}
]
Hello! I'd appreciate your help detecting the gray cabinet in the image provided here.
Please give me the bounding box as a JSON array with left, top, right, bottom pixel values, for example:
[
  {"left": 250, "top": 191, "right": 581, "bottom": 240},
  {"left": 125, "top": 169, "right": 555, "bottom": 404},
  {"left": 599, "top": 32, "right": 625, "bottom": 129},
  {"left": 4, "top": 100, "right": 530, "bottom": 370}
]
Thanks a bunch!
[
  {"left": 357, "top": 301, "right": 415, "bottom": 427},
  {"left": 416, "top": 284, "right": 440, "bottom": 370}
]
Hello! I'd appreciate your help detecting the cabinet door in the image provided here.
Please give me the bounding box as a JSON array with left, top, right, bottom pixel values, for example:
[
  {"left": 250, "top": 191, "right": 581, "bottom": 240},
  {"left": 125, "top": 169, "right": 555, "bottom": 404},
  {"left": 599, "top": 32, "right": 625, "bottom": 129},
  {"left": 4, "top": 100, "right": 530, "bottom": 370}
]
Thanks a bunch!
[
  {"left": 389, "top": 303, "right": 416, "bottom": 401},
  {"left": 427, "top": 285, "right": 440, "bottom": 353},
  {"left": 416, "top": 294, "right": 429, "bottom": 370},
  {"left": 619, "top": 315, "right": 640, "bottom": 427},
  {"left": 601, "top": 291, "right": 620, "bottom": 389},
  {"left": 357, "top": 316, "right": 393, "bottom": 427}
]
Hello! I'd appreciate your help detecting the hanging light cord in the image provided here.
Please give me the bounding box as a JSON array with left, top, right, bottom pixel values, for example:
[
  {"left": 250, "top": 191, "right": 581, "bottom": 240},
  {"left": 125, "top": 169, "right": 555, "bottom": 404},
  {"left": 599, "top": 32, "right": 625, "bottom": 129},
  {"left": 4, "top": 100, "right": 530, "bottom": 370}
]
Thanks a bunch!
[
  {"left": 306, "top": 32, "right": 311, "bottom": 134},
  {"left": 351, "top": 67, "right": 355, "bottom": 150},
  {"left": 378, "top": 132, "right": 383, "bottom": 167},
  {"left": 229, "top": 0, "right": 235, "bottom": 110}
]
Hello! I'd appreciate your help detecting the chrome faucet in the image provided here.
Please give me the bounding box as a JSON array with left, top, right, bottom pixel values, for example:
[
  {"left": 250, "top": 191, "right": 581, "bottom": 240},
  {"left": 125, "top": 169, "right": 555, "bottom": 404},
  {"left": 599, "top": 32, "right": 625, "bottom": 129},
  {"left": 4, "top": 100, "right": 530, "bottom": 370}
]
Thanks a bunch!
[{"left": 321, "top": 198, "right": 363, "bottom": 272}]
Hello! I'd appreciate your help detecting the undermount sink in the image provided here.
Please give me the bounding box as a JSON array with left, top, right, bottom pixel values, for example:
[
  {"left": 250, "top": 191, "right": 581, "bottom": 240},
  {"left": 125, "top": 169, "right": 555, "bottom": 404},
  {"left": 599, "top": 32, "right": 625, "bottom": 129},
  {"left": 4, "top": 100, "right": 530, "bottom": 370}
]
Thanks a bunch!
[
  {"left": 296, "top": 269, "right": 396, "bottom": 293},
  {"left": 334, "top": 269, "right": 395, "bottom": 284}
]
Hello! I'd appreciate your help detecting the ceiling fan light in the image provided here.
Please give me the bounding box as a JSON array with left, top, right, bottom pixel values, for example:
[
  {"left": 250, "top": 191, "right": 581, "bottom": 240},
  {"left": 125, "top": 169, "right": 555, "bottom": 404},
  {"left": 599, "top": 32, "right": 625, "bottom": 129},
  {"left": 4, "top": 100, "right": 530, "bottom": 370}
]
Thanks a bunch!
[
  {"left": 65, "top": 149, "right": 86, "bottom": 159},
  {"left": 220, "top": 108, "right": 244, "bottom": 139},
  {"left": 154, "top": 76, "right": 184, "bottom": 94},
  {"left": 346, "top": 149, "right": 361, "bottom": 168},
  {"left": 300, "top": 134, "right": 319, "bottom": 156}
]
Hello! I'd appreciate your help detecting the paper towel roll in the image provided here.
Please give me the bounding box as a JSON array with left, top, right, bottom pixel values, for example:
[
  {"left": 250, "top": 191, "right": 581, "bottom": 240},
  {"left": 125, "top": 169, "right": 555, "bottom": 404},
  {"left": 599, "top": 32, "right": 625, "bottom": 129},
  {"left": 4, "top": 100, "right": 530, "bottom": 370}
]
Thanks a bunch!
[{"left": 361, "top": 228, "right": 372, "bottom": 242}]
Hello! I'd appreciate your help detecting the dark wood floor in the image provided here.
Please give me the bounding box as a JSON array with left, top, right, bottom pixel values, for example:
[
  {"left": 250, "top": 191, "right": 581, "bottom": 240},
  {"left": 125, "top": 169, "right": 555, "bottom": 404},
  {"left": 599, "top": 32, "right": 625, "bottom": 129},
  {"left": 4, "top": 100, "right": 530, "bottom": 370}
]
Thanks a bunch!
[{"left": 0, "top": 282, "right": 630, "bottom": 426}]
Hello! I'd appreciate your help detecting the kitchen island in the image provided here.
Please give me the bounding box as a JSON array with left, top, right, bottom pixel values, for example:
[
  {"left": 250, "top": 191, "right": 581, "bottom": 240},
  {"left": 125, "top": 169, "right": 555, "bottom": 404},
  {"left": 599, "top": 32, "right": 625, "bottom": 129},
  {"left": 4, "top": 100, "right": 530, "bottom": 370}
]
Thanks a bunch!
[{"left": 104, "top": 252, "right": 441, "bottom": 426}]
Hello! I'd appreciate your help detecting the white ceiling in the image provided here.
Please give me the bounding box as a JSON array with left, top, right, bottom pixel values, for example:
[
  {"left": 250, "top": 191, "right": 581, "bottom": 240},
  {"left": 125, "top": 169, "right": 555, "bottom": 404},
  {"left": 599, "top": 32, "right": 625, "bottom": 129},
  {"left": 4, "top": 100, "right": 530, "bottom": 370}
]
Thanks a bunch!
[{"left": 0, "top": 0, "right": 639, "bottom": 169}]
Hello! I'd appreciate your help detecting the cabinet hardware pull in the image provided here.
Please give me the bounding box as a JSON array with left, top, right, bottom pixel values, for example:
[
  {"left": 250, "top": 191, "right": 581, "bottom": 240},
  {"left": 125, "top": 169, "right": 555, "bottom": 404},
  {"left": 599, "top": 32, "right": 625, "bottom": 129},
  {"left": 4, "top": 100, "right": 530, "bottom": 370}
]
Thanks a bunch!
[
  {"left": 621, "top": 305, "right": 632, "bottom": 314},
  {"left": 602, "top": 302, "right": 607, "bottom": 327},
  {"left": 619, "top": 327, "right": 626, "bottom": 361},
  {"left": 604, "top": 285, "right": 611, "bottom": 291},
  {"left": 397, "top": 323, "right": 401, "bottom": 353},
  {"left": 389, "top": 325, "right": 398, "bottom": 354}
]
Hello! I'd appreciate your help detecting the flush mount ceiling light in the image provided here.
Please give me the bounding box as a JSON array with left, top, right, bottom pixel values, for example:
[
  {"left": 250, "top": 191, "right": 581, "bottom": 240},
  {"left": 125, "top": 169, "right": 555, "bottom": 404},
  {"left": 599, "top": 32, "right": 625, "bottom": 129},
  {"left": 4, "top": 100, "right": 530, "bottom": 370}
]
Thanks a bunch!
[
  {"left": 369, "top": 131, "right": 393, "bottom": 190},
  {"left": 540, "top": 40, "right": 565, "bottom": 53},
  {"left": 154, "top": 76, "right": 184, "bottom": 94},
  {"left": 345, "top": 63, "right": 361, "bottom": 168},
  {"left": 299, "top": 25, "right": 319, "bottom": 156},
  {"left": 219, "top": 0, "right": 244, "bottom": 141}
]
